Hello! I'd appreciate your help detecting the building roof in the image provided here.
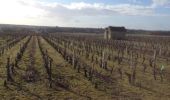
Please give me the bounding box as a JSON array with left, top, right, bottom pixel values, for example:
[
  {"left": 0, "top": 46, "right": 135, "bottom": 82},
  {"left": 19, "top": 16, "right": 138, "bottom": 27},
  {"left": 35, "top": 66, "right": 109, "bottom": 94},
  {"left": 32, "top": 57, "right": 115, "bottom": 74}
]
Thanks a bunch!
[{"left": 106, "top": 26, "right": 126, "bottom": 32}]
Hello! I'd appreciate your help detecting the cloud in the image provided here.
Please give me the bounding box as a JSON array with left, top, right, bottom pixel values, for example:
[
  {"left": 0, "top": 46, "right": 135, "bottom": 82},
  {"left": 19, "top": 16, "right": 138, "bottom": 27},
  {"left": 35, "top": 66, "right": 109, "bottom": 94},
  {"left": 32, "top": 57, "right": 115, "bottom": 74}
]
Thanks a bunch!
[
  {"left": 0, "top": 0, "right": 169, "bottom": 30},
  {"left": 1, "top": 0, "right": 168, "bottom": 20},
  {"left": 4, "top": 0, "right": 155, "bottom": 24},
  {"left": 152, "top": 0, "right": 170, "bottom": 7},
  {"left": 20, "top": 1, "right": 155, "bottom": 17},
  {"left": 0, "top": 0, "right": 45, "bottom": 19},
  {"left": 128, "top": 0, "right": 142, "bottom": 4}
]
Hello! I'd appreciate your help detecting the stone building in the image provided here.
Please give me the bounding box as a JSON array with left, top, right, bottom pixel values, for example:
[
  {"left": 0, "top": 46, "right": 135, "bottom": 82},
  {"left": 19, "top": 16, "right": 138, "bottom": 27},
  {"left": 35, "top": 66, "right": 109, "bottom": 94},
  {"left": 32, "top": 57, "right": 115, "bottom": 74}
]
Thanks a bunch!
[{"left": 104, "top": 26, "right": 126, "bottom": 40}]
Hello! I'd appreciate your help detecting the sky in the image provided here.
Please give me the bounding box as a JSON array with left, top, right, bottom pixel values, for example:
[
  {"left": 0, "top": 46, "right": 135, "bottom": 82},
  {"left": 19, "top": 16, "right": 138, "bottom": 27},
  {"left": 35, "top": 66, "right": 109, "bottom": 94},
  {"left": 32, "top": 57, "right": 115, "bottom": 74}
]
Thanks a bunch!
[{"left": 0, "top": 0, "right": 170, "bottom": 30}]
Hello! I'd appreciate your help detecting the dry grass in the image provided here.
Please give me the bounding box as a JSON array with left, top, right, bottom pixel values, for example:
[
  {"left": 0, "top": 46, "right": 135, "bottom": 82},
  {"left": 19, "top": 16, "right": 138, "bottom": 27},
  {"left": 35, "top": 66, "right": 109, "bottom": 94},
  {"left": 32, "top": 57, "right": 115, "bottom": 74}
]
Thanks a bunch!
[{"left": 0, "top": 35, "right": 170, "bottom": 100}]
